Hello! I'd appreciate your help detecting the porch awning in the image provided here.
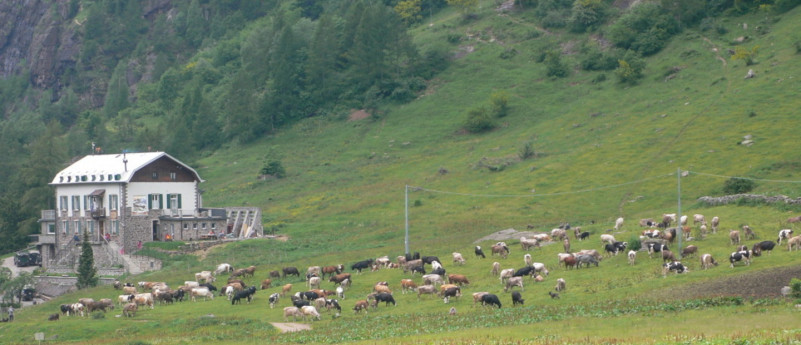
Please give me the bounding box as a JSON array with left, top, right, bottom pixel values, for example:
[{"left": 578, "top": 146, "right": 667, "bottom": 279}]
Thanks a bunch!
[{"left": 90, "top": 189, "right": 105, "bottom": 196}]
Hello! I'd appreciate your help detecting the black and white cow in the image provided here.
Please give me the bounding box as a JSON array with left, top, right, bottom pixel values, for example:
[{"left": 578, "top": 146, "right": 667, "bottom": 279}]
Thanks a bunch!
[
  {"left": 729, "top": 251, "right": 752, "bottom": 268},
  {"left": 475, "top": 246, "right": 486, "bottom": 258},
  {"left": 269, "top": 293, "right": 280, "bottom": 308},
  {"left": 662, "top": 261, "right": 688, "bottom": 277},
  {"left": 372, "top": 292, "right": 396, "bottom": 307},
  {"left": 422, "top": 256, "right": 441, "bottom": 265},
  {"left": 442, "top": 286, "right": 461, "bottom": 304},
  {"left": 232, "top": 286, "right": 257, "bottom": 305},
  {"left": 646, "top": 242, "right": 669, "bottom": 258},
  {"left": 579, "top": 232, "right": 590, "bottom": 241},
  {"left": 778, "top": 229, "right": 794, "bottom": 245},
  {"left": 513, "top": 266, "right": 535, "bottom": 277},
  {"left": 604, "top": 241, "right": 627, "bottom": 256}
]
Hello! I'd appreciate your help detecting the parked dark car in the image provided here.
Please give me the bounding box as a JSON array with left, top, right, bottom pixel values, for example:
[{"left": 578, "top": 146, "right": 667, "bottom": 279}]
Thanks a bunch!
[{"left": 14, "top": 251, "right": 41, "bottom": 267}]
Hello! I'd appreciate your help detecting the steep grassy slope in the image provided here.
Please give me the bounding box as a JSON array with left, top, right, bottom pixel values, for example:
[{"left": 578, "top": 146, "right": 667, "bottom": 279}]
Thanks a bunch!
[{"left": 3, "top": 3, "right": 801, "bottom": 345}]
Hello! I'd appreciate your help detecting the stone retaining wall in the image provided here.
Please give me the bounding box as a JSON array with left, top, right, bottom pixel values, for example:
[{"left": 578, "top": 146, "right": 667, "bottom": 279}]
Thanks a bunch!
[{"left": 697, "top": 194, "right": 801, "bottom": 206}]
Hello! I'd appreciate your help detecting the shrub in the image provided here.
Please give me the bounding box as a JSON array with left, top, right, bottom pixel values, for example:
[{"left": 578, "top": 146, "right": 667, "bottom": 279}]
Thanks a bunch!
[
  {"left": 628, "top": 235, "right": 642, "bottom": 251},
  {"left": 92, "top": 311, "right": 105, "bottom": 319},
  {"left": 606, "top": 2, "right": 680, "bottom": 56},
  {"left": 732, "top": 46, "right": 759, "bottom": 66},
  {"left": 790, "top": 278, "right": 801, "bottom": 298},
  {"left": 499, "top": 48, "right": 518, "bottom": 59},
  {"left": 490, "top": 91, "right": 509, "bottom": 117},
  {"left": 615, "top": 53, "right": 645, "bottom": 85},
  {"left": 569, "top": 0, "right": 608, "bottom": 32},
  {"left": 463, "top": 106, "right": 495, "bottom": 133},
  {"left": 723, "top": 178, "right": 756, "bottom": 194},
  {"left": 260, "top": 160, "right": 286, "bottom": 178},
  {"left": 519, "top": 141, "right": 536, "bottom": 160},
  {"left": 545, "top": 50, "right": 569, "bottom": 78}
]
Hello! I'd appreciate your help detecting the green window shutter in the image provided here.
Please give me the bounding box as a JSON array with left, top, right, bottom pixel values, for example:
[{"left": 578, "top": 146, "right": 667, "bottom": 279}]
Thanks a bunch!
[
  {"left": 148, "top": 194, "right": 153, "bottom": 209},
  {"left": 166, "top": 195, "right": 171, "bottom": 209},
  {"left": 159, "top": 194, "right": 164, "bottom": 209}
]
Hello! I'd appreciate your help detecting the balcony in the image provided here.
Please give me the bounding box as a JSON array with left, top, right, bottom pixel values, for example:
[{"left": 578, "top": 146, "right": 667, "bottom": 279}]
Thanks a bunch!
[
  {"left": 40, "top": 210, "right": 56, "bottom": 222},
  {"left": 91, "top": 208, "right": 106, "bottom": 219},
  {"left": 37, "top": 234, "right": 56, "bottom": 244}
]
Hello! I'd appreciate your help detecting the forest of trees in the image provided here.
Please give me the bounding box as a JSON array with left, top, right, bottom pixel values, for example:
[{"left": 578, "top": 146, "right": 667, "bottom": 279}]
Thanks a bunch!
[{"left": 0, "top": 0, "right": 797, "bottom": 254}]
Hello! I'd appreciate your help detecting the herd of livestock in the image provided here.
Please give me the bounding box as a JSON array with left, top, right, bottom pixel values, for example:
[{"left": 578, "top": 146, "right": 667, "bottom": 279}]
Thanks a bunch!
[{"left": 46, "top": 212, "right": 801, "bottom": 322}]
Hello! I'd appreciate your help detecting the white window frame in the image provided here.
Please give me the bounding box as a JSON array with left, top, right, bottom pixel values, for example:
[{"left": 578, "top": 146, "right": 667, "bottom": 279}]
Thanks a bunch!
[{"left": 109, "top": 194, "right": 118, "bottom": 211}]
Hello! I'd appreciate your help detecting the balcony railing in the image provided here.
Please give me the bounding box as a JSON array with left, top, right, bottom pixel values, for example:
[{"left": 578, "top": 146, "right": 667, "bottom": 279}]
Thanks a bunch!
[
  {"left": 91, "top": 208, "right": 106, "bottom": 219},
  {"left": 40, "top": 210, "right": 56, "bottom": 221}
]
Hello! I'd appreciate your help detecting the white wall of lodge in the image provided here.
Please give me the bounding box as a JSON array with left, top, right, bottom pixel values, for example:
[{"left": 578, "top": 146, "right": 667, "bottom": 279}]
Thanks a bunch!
[
  {"left": 55, "top": 184, "right": 125, "bottom": 218},
  {"left": 126, "top": 181, "right": 198, "bottom": 215}
]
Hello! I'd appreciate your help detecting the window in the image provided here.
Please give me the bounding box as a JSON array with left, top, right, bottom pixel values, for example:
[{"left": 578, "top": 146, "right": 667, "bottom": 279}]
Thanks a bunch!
[
  {"left": 111, "top": 220, "right": 119, "bottom": 235},
  {"left": 60, "top": 196, "right": 68, "bottom": 211},
  {"left": 211, "top": 223, "right": 216, "bottom": 230},
  {"left": 148, "top": 194, "right": 163, "bottom": 209},
  {"left": 151, "top": 172, "right": 158, "bottom": 180},
  {"left": 84, "top": 195, "right": 91, "bottom": 211},
  {"left": 72, "top": 196, "right": 81, "bottom": 211},
  {"left": 202, "top": 223, "right": 207, "bottom": 230},
  {"left": 109, "top": 194, "right": 118, "bottom": 211},
  {"left": 87, "top": 220, "right": 94, "bottom": 235},
  {"left": 62, "top": 221, "right": 69, "bottom": 234},
  {"left": 47, "top": 223, "right": 55, "bottom": 234},
  {"left": 183, "top": 223, "right": 188, "bottom": 230},
  {"left": 74, "top": 220, "right": 81, "bottom": 235},
  {"left": 170, "top": 172, "right": 177, "bottom": 181},
  {"left": 167, "top": 194, "right": 182, "bottom": 209},
  {"left": 193, "top": 223, "right": 197, "bottom": 230}
]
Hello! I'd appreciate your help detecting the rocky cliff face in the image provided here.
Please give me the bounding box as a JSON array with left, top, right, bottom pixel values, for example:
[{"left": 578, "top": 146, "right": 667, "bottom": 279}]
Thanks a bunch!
[
  {"left": 0, "top": 0, "right": 173, "bottom": 98},
  {"left": 0, "top": 0, "right": 79, "bottom": 90}
]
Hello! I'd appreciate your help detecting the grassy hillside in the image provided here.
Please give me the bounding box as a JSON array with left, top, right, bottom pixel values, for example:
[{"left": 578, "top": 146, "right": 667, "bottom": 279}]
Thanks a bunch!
[{"left": 4, "top": 2, "right": 801, "bottom": 344}]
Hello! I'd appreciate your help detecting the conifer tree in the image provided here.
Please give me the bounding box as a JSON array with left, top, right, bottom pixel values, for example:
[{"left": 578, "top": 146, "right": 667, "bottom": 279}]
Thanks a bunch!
[{"left": 76, "top": 232, "right": 98, "bottom": 289}]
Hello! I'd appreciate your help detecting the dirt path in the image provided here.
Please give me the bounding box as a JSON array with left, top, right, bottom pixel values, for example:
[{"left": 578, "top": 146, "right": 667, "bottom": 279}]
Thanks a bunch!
[{"left": 270, "top": 322, "right": 312, "bottom": 333}]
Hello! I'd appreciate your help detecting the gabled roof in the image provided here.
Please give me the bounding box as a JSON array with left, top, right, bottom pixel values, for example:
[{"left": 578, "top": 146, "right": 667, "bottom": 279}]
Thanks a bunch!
[{"left": 50, "top": 152, "right": 203, "bottom": 185}]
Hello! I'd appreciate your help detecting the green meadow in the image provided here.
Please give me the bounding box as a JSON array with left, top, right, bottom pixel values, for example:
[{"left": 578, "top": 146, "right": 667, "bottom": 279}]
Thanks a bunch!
[{"left": 4, "top": 2, "right": 801, "bottom": 344}]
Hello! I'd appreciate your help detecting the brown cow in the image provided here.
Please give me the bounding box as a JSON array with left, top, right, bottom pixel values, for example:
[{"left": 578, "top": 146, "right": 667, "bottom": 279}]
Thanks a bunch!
[
  {"left": 122, "top": 303, "right": 138, "bottom": 317},
  {"left": 281, "top": 284, "right": 292, "bottom": 297},
  {"left": 400, "top": 279, "right": 417, "bottom": 294},
  {"left": 563, "top": 255, "right": 577, "bottom": 269},
  {"left": 329, "top": 273, "right": 352, "bottom": 285},
  {"left": 322, "top": 265, "right": 343, "bottom": 278},
  {"left": 353, "top": 300, "right": 370, "bottom": 313},
  {"left": 730, "top": 230, "right": 741, "bottom": 245},
  {"left": 260, "top": 279, "right": 272, "bottom": 290},
  {"left": 681, "top": 245, "right": 698, "bottom": 258},
  {"left": 447, "top": 274, "right": 470, "bottom": 286}
]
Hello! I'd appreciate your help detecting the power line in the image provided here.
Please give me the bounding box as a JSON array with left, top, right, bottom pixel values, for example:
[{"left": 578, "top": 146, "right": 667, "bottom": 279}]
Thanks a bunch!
[{"left": 409, "top": 173, "right": 675, "bottom": 198}]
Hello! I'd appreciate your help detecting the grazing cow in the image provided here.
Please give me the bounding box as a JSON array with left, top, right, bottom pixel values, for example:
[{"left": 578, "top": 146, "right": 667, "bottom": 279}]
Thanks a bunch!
[
  {"left": 422, "top": 256, "right": 440, "bottom": 265},
  {"left": 291, "top": 296, "right": 310, "bottom": 308},
  {"left": 122, "top": 303, "right": 137, "bottom": 317},
  {"left": 322, "top": 265, "right": 344, "bottom": 278},
  {"left": 260, "top": 279, "right": 272, "bottom": 290},
  {"left": 511, "top": 291, "right": 524, "bottom": 306},
  {"left": 563, "top": 238, "right": 571, "bottom": 253},
  {"left": 329, "top": 273, "right": 352, "bottom": 285},
  {"left": 481, "top": 294, "right": 502, "bottom": 308},
  {"left": 789, "top": 236, "right": 801, "bottom": 251},
  {"left": 123, "top": 286, "right": 137, "bottom": 295},
  {"left": 431, "top": 261, "right": 443, "bottom": 271},
  {"left": 662, "top": 250, "right": 677, "bottom": 263},
  {"left": 778, "top": 229, "right": 794, "bottom": 245},
  {"left": 787, "top": 215, "right": 801, "bottom": 223},
  {"left": 325, "top": 299, "right": 342, "bottom": 312},
  {"left": 118, "top": 294, "right": 135, "bottom": 306},
  {"left": 281, "top": 284, "right": 293, "bottom": 297},
  {"left": 417, "top": 285, "right": 438, "bottom": 299},
  {"left": 662, "top": 213, "right": 677, "bottom": 226},
  {"left": 604, "top": 241, "right": 627, "bottom": 256},
  {"left": 134, "top": 293, "right": 154, "bottom": 309},
  {"left": 282, "top": 267, "right": 300, "bottom": 278},
  {"left": 682, "top": 245, "right": 698, "bottom": 258},
  {"left": 195, "top": 271, "right": 215, "bottom": 283},
  {"left": 431, "top": 267, "right": 446, "bottom": 276},
  {"left": 472, "top": 292, "right": 489, "bottom": 305},
  {"left": 710, "top": 216, "right": 720, "bottom": 233},
  {"left": 401, "top": 279, "right": 417, "bottom": 294},
  {"left": 555, "top": 278, "right": 566, "bottom": 292},
  {"left": 693, "top": 214, "right": 705, "bottom": 225},
  {"left": 627, "top": 250, "right": 637, "bottom": 265},
  {"left": 575, "top": 249, "right": 603, "bottom": 261},
  {"left": 563, "top": 255, "right": 578, "bottom": 269},
  {"left": 614, "top": 217, "right": 624, "bottom": 231},
  {"left": 353, "top": 300, "right": 370, "bottom": 313},
  {"left": 548, "top": 291, "right": 560, "bottom": 299},
  {"left": 190, "top": 288, "right": 214, "bottom": 302},
  {"left": 269, "top": 270, "right": 281, "bottom": 278},
  {"left": 492, "top": 244, "right": 510, "bottom": 258},
  {"left": 306, "top": 266, "right": 322, "bottom": 279},
  {"left": 532, "top": 262, "right": 549, "bottom": 277},
  {"left": 646, "top": 242, "right": 669, "bottom": 258},
  {"left": 551, "top": 228, "right": 567, "bottom": 241},
  {"left": 372, "top": 292, "right": 396, "bottom": 307},
  {"left": 730, "top": 230, "right": 741, "bottom": 245},
  {"left": 700, "top": 253, "right": 718, "bottom": 269},
  {"left": 448, "top": 274, "right": 470, "bottom": 286},
  {"left": 336, "top": 286, "right": 345, "bottom": 299},
  {"left": 269, "top": 293, "right": 280, "bottom": 308},
  {"left": 576, "top": 254, "right": 599, "bottom": 268},
  {"left": 662, "top": 228, "right": 677, "bottom": 243},
  {"left": 452, "top": 252, "right": 466, "bottom": 265},
  {"left": 499, "top": 268, "right": 515, "bottom": 283},
  {"left": 199, "top": 283, "right": 217, "bottom": 292},
  {"left": 423, "top": 274, "right": 444, "bottom": 286},
  {"left": 232, "top": 286, "right": 257, "bottom": 305},
  {"left": 642, "top": 229, "right": 661, "bottom": 239},
  {"left": 513, "top": 266, "right": 535, "bottom": 278},
  {"left": 743, "top": 225, "right": 756, "bottom": 240},
  {"left": 680, "top": 215, "right": 688, "bottom": 226},
  {"left": 491, "top": 262, "right": 501, "bottom": 276},
  {"left": 523, "top": 253, "right": 533, "bottom": 267},
  {"left": 404, "top": 259, "right": 423, "bottom": 274},
  {"left": 215, "top": 263, "right": 233, "bottom": 275},
  {"left": 729, "top": 251, "right": 752, "bottom": 267},
  {"left": 375, "top": 256, "right": 391, "bottom": 268},
  {"left": 639, "top": 218, "right": 656, "bottom": 227},
  {"left": 308, "top": 277, "right": 321, "bottom": 290},
  {"left": 556, "top": 253, "right": 574, "bottom": 268},
  {"left": 475, "top": 246, "right": 486, "bottom": 258},
  {"left": 373, "top": 284, "right": 392, "bottom": 294},
  {"left": 184, "top": 281, "right": 200, "bottom": 289},
  {"left": 662, "top": 261, "right": 688, "bottom": 277},
  {"left": 599, "top": 234, "right": 616, "bottom": 245},
  {"left": 505, "top": 276, "right": 524, "bottom": 292},
  {"left": 283, "top": 306, "right": 303, "bottom": 321},
  {"left": 753, "top": 241, "right": 776, "bottom": 256},
  {"left": 442, "top": 286, "right": 461, "bottom": 304},
  {"left": 579, "top": 232, "right": 590, "bottom": 241},
  {"left": 520, "top": 237, "right": 540, "bottom": 251},
  {"left": 48, "top": 313, "right": 59, "bottom": 321}
]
